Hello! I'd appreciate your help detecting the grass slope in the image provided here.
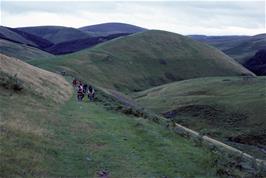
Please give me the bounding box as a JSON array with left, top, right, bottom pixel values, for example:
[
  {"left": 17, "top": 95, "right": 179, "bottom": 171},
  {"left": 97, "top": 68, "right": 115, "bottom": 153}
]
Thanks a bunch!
[
  {"left": 0, "top": 39, "right": 54, "bottom": 61},
  {"left": 0, "top": 54, "right": 72, "bottom": 101},
  {"left": 1, "top": 55, "right": 247, "bottom": 178},
  {"left": 0, "top": 90, "right": 224, "bottom": 178},
  {"left": 133, "top": 76, "right": 266, "bottom": 159},
  {"left": 30, "top": 30, "right": 253, "bottom": 93}
]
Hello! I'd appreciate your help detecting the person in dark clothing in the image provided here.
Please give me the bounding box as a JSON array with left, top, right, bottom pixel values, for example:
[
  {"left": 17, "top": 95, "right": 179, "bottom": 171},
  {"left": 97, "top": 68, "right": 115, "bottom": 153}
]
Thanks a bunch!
[
  {"left": 87, "top": 85, "right": 95, "bottom": 101},
  {"left": 83, "top": 84, "right": 88, "bottom": 94},
  {"left": 77, "top": 84, "right": 84, "bottom": 101}
]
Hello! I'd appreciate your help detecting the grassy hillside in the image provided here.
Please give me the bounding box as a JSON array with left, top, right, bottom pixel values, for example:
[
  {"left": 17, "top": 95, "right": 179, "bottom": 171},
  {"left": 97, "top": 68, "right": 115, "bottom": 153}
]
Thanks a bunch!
[
  {"left": 17, "top": 26, "right": 90, "bottom": 44},
  {"left": 189, "top": 34, "right": 266, "bottom": 64},
  {"left": 30, "top": 30, "right": 253, "bottom": 93},
  {"left": 0, "top": 54, "right": 72, "bottom": 101},
  {"left": 1, "top": 54, "right": 251, "bottom": 177},
  {"left": 0, "top": 39, "right": 54, "bottom": 61},
  {"left": 133, "top": 76, "right": 266, "bottom": 159}
]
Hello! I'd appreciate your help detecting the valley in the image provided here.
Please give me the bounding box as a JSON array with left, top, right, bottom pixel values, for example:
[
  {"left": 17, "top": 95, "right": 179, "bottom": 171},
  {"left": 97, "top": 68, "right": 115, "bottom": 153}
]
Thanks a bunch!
[{"left": 1, "top": 22, "right": 266, "bottom": 178}]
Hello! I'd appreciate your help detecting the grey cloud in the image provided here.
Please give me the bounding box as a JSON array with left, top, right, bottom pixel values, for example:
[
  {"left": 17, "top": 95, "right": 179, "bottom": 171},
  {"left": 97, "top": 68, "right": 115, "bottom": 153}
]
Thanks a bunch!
[{"left": 1, "top": 1, "right": 265, "bottom": 35}]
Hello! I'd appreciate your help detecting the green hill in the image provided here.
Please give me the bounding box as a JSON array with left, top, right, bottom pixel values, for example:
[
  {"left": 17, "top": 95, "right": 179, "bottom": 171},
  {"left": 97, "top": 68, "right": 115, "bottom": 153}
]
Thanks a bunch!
[
  {"left": 31, "top": 30, "right": 254, "bottom": 93},
  {"left": 133, "top": 76, "right": 266, "bottom": 159},
  {"left": 0, "top": 39, "right": 54, "bottom": 61},
  {"left": 1, "top": 54, "right": 251, "bottom": 177}
]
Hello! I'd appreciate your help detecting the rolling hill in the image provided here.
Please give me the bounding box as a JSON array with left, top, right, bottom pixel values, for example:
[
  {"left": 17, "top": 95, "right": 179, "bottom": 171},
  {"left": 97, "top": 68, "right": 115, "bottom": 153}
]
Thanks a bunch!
[
  {"left": 17, "top": 26, "right": 91, "bottom": 44},
  {"left": 0, "top": 26, "right": 53, "bottom": 48},
  {"left": 0, "top": 39, "right": 54, "bottom": 61},
  {"left": 244, "top": 49, "right": 266, "bottom": 75},
  {"left": 189, "top": 34, "right": 266, "bottom": 64},
  {"left": 0, "top": 26, "right": 36, "bottom": 46},
  {"left": 1, "top": 54, "right": 245, "bottom": 177},
  {"left": 133, "top": 76, "right": 266, "bottom": 159},
  {"left": 13, "top": 24, "right": 143, "bottom": 54},
  {"left": 31, "top": 30, "right": 254, "bottom": 93},
  {"left": 1, "top": 25, "right": 132, "bottom": 56},
  {"left": 46, "top": 32, "right": 131, "bottom": 55},
  {"left": 79, "top": 22, "right": 146, "bottom": 37}
]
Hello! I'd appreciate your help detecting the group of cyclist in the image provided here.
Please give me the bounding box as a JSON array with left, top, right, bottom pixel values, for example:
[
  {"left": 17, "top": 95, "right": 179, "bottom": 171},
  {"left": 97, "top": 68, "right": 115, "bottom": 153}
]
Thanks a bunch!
[{"left": 72, "top": 79, "right": 95, "bottom": 102}]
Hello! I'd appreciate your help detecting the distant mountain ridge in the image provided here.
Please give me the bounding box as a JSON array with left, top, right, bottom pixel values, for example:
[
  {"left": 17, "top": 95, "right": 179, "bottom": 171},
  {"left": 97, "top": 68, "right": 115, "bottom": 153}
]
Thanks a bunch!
[
  {"left": 17, "top": 26, "right": 91, "bottom": 44},
  {"left": 1, "top": 23, "right": 146, "bottom": 56},
  {"left": 79, "top": 22, "right": 146, "bottom": 36},
  {"left": 0, "top": 26, "right": 53, "bottom": 48},
  {"left": 46, "top": 33, "right": 131, "bottom": 55},
  {"left": 189, "top": 34, "right": 266, "bottom": 64},
  {"left": 7, "top": 27, "right": 54, "bottom": 48}
]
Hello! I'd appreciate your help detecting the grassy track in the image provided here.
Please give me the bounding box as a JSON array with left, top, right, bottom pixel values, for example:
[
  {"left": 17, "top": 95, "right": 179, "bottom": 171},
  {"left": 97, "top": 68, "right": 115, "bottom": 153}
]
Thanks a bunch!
[{"left": 1, "top": 87, "right": 225, "bottom": 177}]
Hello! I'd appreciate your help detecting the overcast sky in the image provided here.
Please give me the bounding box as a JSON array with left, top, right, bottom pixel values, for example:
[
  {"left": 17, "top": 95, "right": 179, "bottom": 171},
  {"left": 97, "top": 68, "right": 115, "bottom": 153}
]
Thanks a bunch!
[{"left": 1, "top": 0, "right": 265, "bottom": 35}]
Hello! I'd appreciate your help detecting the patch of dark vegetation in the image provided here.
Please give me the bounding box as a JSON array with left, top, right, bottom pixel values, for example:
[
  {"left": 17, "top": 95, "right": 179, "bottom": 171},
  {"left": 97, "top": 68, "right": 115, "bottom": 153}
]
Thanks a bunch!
[
  {"left": 113, "top": 84, "right": 121, "bottom": 90},
  {"left": 244, "top": 49, "right": 266, "bottom": 76},
  {"left": 0, "top": 72, "right": 23, "bottom": 92},
  {"left": 214, "top": 151, "right": 266, "bottom": 178},
  {"left": 148, "top": 77, "right": 166, "bottom": 87},
  {"left": 162, "top": 105, "right": 248, "bottom": 127},
  {"left": 184, "top": 90, "right": 209, "bottom": 96},
  {"left": 159, "top": 59, "right": 167, "bottom": 65},
  {"left": 228, "top": 134, "right": 266, "bottom": 146},
  {"left": 102, "top": 55, "right": 112, "bottom": 63},
  {"left": 164, "top": 72, "right": 176, "bottom": 81},
  {"left": 133, "top": 89, "right": 141, "bottom": 92}
]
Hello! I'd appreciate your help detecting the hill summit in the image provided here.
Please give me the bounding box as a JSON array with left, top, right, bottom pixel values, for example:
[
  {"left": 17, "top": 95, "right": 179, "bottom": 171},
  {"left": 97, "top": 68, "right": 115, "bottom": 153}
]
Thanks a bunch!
[{"left": 79, "top": 22, "right": 146, "bottom": 36}]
